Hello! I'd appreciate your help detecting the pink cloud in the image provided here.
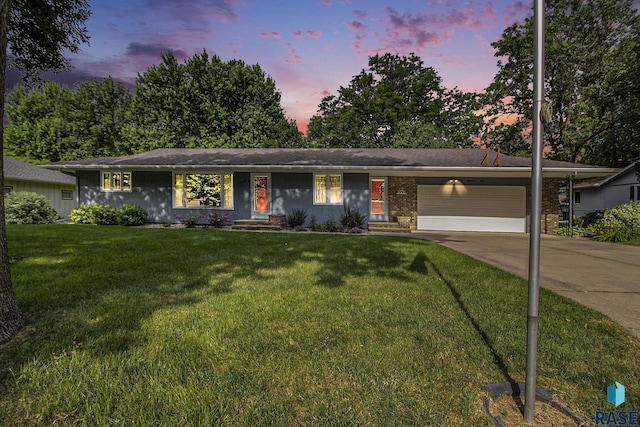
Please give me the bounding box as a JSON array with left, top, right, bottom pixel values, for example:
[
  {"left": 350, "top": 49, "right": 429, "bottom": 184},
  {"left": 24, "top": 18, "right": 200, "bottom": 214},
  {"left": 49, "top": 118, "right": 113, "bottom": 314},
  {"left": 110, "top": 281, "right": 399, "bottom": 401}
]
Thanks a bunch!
[
  {"left": 285, "top": 46, "right": 302, "bottom": 65},
  {"left": 292, "top": 31, "right": 303, "bottom": 38},
  {"left": 345, "top": 21, "right": 367, "bottom": 31},
  {"left": 306, "top": 30, "right": 323, "bottom": 39},
  {"left": 312, "top": 90, "right": 330, "bottom": 98},
  {"left": 321, "top": 0, "right": 331, "bottom": 5},
  {"left": 354, "top": 9, "right": 367, "bottom": 19},
  {"left": 258, "top": 32, "right": 281, "bottom": 39}
]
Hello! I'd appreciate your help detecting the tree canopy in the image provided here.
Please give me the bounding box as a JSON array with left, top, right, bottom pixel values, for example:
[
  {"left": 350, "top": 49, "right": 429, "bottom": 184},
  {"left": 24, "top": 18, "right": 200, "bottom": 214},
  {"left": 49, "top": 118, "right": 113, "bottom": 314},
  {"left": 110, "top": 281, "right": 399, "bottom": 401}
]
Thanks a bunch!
[
  {"left": 484, "top": 0, "right": 640, "bottom": 167},
  {"left": 5, "top": 78, "right": 132, "bottom": 163},
  {"left": 307, "top": 53, "right": 484, "bottom": 148},
  {"left": 124, "top": 51, "right": 302, "bottom": 151}
]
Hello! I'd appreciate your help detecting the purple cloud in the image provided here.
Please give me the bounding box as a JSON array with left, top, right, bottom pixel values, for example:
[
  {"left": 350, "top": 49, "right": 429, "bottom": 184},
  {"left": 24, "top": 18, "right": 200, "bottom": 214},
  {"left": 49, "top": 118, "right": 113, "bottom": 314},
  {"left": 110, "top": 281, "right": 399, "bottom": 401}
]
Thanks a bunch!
[
  {"left": 258, "top": 32, "right": 282, "bottom": 39},
  {"left": 125, "top": 42, "right": 188, "bottom": 60},
  {"left": 292, "top": 31, "right": 303, "bottom": 38},
  {"left": 354, "top": 9, "right": 367, "bottom": 19},
  {"left": 345, "top": 20, "right": 367, "bottom": 31},
  {"left": 306, "top": 30, "right": 323, "bottom": 39},
  {"left": 145, "top": 0, "right": 241, "bottom": 24}
]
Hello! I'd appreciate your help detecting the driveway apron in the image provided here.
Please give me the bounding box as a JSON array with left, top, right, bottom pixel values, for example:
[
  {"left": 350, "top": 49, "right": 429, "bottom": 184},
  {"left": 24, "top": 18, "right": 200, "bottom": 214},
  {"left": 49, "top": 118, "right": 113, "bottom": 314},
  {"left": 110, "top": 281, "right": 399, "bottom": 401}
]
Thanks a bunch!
[{"left": 412, "top": 231, "right": 640, "bottom": 339}]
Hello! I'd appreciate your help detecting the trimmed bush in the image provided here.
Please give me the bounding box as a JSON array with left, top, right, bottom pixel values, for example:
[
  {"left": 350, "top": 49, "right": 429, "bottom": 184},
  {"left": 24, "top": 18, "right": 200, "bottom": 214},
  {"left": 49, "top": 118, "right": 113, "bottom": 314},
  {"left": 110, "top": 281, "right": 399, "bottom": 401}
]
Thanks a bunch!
[
  {"left": 5, "top": 191, "right": 59, "bottom": 224},
  {"left": 592, "top": 201, "right": 640, "bottom": 242},
  {"left": 117, "top": 204, "right": 148, "bottom": 226},
  {"left": 286, "top": 208, "right": 307, "bottom": 228},
  {"left": 70, "top": 203, "right": 147, "bottom": 226}
]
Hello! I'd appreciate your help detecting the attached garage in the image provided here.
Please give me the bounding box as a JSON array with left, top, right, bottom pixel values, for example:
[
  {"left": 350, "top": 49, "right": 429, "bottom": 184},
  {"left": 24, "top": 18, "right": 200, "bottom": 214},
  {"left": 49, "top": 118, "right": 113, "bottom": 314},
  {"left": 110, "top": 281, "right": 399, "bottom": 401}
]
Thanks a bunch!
[{"left": 417, "top": 185, "right": 527, "bottom": 232}]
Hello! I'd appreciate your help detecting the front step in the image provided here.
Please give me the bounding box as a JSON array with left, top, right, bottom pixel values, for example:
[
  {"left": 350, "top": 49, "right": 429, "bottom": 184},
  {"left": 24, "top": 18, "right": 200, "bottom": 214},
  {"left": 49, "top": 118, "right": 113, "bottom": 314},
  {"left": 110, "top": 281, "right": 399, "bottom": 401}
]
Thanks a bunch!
[
  {"left": 231, "top": 219, "right": 282, "bottom": 231},
  {"left": 368, "top": 221, "right": 412, "bottom": 233}
]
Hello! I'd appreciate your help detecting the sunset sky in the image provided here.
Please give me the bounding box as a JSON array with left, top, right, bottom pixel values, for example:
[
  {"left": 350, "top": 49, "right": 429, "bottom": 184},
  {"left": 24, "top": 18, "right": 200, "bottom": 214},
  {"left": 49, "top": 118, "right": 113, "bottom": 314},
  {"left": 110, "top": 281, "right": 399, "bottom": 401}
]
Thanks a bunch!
[{"left": 9, "top": 0, "right": 536, "bottom": 133}]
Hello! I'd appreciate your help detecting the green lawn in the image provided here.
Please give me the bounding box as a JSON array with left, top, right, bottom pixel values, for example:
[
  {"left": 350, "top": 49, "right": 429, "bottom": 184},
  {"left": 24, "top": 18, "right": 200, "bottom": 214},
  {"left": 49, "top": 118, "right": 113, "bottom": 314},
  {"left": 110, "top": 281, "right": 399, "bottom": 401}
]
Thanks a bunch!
[{"left": 1, "top": 225, "right": 639, "bottom": 426}]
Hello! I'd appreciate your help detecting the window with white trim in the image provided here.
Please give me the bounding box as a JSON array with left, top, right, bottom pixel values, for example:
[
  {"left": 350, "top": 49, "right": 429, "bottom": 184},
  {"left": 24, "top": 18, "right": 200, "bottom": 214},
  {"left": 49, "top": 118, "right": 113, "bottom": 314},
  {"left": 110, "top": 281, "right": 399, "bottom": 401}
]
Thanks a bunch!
[
  {"left": 174, "top": 173, "right": 233, "bottom": 208},
  {"left": 314, "top": 173, "right": 342, "bottom": 204},
  {"left": 101, "top": 171, "right": 132, "bottom": 192}
]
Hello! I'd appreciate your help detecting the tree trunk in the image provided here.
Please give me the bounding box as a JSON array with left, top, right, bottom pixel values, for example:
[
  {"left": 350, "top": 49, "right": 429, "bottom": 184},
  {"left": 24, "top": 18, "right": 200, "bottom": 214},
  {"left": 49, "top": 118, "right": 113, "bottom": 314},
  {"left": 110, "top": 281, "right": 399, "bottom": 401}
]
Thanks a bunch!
[{"left": 0, "top": 0, "right": 24, "bottom": 345}]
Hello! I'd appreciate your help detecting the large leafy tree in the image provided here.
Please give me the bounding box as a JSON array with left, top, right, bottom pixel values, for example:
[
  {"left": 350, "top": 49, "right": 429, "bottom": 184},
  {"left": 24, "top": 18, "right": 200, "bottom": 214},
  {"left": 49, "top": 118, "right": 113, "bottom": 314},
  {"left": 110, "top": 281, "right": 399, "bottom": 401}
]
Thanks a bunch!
[
  {"left": 1, "top": 0, "right": 90, "bottom": 343},
  {"left": 307, "top": 53, "right": 484, "bottom": 148},
  {"left": 5, "top": 78, "right": 132, "bottom": 163},
  {"left": 485, "top": 0, "right": 640, "bottom": 166},
  {"left": 124, "top": 51, "right": 302, "bottom": 151}
]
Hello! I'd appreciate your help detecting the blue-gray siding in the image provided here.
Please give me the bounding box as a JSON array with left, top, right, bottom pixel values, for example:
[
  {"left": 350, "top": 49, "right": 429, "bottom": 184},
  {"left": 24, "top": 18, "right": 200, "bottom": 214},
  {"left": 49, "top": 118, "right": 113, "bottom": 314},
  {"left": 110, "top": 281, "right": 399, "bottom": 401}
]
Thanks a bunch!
[{"left": 77, "top": 170, "right": 370, "bottom": 224}]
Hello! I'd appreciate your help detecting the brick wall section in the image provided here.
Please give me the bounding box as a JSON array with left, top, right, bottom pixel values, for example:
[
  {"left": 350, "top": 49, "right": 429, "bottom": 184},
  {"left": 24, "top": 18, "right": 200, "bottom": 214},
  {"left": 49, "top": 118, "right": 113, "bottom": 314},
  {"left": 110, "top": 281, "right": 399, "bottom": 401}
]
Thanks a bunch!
[
  {"left": 542, "top": 178, "right": 559, "bottom": 234},
  {"left": 388, "top": 176, "right": 418, "bottom": 229}
]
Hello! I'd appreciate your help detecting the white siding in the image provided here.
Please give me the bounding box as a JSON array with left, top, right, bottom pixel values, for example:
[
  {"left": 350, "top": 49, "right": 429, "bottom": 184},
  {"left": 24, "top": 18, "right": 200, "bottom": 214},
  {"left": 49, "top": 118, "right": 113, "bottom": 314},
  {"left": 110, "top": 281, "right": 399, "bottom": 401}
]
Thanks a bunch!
[{"left": 5, "top": 180, "right": 77, "bottom": 218}]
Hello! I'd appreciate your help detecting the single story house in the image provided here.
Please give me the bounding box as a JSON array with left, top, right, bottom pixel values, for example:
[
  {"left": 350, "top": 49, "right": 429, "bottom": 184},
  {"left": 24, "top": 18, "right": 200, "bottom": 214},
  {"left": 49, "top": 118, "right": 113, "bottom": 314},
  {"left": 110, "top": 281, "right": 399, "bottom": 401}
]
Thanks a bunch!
[
  {"left": 4, "top": 156, "right": 77, "bottom": 218},
  {"left": 572, "top": 160, "right": 639, "bottom": 218},
  {"left": 43, "top": 148, "right": 613, "bottom": 233}
]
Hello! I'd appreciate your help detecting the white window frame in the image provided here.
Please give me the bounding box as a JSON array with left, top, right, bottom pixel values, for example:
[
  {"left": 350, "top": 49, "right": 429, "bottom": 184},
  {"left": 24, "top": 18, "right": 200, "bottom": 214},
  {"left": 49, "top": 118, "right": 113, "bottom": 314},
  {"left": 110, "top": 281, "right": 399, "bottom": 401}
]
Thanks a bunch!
[
  {"left": 173, "top": 172, "right": 234, "bottom": 209},
  {"left": 101, "top": 171, "right": 132, "bottom": 192},
  {"left": 313, "top": 173, "right": 343, "bottom": 205},
  {"left": 61, "top": 190, "right": 73, "bottom": 200}
]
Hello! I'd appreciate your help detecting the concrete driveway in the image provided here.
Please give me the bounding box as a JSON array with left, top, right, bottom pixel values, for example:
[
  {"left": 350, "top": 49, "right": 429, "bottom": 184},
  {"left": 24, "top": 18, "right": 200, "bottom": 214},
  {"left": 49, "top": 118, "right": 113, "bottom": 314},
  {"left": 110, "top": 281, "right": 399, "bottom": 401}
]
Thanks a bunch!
[{"left": 413, "top": 231, "right": 640, "bottom": 339}]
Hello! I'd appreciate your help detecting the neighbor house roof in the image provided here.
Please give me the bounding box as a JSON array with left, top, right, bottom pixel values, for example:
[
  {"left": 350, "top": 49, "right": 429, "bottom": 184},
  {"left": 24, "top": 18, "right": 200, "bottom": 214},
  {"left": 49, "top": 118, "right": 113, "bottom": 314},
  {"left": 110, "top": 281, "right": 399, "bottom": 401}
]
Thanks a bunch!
[
  {"left": 4, "top": 156, "right": 76, "bottom": 185},
  {"left": 574, "top": 160, "right": 639, "bottom": 189},
  {"left": 43, "top": 148, "right": 615, "bottom": 178}
]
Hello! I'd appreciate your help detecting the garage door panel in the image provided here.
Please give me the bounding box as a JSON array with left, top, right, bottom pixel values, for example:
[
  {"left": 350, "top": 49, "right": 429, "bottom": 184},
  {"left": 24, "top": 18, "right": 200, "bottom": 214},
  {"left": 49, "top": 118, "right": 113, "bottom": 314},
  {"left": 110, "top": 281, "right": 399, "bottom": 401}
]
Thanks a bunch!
[{"left": 417, "top": 185, "right": 526, "bottom": 232}]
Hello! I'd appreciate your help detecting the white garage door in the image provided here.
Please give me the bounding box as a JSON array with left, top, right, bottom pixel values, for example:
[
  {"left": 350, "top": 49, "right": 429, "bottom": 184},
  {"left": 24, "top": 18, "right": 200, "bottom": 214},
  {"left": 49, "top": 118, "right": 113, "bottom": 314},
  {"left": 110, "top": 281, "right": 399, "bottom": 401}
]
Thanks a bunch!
[{"left": 417, "top": 185, "right": 526, "bottom": 232}]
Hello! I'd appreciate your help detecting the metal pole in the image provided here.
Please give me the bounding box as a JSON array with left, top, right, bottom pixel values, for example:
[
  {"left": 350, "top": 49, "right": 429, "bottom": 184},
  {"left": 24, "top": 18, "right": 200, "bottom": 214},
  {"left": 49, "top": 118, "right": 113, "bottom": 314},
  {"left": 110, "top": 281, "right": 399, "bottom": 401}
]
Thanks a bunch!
[
  {"left": 525, "top": 0, "right": 545, "bottom": 422},
  {"left": 568, "top": 175, "right": 574, "bottom": 233}
]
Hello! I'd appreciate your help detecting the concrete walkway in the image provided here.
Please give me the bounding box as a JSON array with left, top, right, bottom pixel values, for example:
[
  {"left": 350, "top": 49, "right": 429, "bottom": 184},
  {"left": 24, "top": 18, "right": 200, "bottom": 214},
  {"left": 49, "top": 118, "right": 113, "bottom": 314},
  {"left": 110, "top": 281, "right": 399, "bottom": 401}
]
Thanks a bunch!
[{"left": 412, "top": 231, "right": 640, "bottom": 339}]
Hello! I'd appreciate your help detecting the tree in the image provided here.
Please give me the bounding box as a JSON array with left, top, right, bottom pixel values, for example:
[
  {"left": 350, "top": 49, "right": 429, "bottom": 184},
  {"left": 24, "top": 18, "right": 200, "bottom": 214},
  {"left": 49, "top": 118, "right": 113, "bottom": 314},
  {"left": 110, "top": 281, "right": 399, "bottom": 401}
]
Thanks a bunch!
[
  {"left": 5, "top": 78, "right": 133, "bottom": 163},
  {"left": 485, "top": 0, "right": 640, "bottom": 166},
  {"left": 307, "top": 53, "right": 484, "bottom": 148},
  {"left": 123, "top": 51, "right": 302, "bottom": 151},
  {"left": 1, "top": 0, "right": 90, "bottom": 344}
]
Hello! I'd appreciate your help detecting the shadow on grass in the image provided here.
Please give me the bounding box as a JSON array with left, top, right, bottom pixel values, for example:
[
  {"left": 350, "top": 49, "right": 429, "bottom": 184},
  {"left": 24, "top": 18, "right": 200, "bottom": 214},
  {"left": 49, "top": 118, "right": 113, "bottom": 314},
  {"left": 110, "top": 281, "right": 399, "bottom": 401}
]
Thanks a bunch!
[
  {"left": 414, "top": 251, "right": 524, "bottom": 413},
  {"left": 1, "top": 226, "right": 418, "bottom": 381}
]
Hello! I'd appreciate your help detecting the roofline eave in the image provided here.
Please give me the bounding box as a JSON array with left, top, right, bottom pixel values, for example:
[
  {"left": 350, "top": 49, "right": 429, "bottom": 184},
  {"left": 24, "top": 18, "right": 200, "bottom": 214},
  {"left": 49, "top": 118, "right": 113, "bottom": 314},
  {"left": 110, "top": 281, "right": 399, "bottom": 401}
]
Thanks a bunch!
[{"left": 43, "top": 164, "right": 616, "bottom": 179}]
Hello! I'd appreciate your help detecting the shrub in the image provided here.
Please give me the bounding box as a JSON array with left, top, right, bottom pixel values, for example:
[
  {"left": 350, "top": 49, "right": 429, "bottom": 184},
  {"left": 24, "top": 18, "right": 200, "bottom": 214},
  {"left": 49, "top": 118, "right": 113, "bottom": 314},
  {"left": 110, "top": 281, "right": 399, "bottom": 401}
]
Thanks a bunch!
[
  {"left": 71, "top": 203, "right": 144, "bottom": 226},
  {"left": 286, "top": 208, "right": 307, "bottom": 228},
  {"left": 204, "top": 211, "right": 230, "bottom": 228},
  {"left": 577, "top": 210, "right": 603, "bottom": 227},
  {"left": 69, "top": 204, "right": 93, "bottom": 224},
  {"left": 322, "top": 216, "right": 342, "bottom": 232},
  {"left": 592, "top": 201, "right": 640, "bottom": 243},
  {"left": 174, "top": 214, "right": 200, "bottom": 228},
  {"left": 310, "top": 215, "right": 319, "bottom": 231},
  {"left": 117, "top": 204, "right": 147, "bottom": 226},
  {"left": 340, "top": 205, "right": 367, "bottom": 229},
  {"left": 89, "top": 204, "right": 118, "bottom": 225},
  {"left": 5, "top": 191, "right": 59, "bottom": 224}
]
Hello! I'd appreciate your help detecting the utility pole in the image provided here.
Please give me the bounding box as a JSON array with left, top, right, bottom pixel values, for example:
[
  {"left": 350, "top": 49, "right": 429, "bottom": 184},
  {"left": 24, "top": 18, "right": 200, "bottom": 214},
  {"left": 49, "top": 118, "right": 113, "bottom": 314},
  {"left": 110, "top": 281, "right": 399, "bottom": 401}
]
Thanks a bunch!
[{"left": 525, "top": 0, "right": 545, "bottom": 422}]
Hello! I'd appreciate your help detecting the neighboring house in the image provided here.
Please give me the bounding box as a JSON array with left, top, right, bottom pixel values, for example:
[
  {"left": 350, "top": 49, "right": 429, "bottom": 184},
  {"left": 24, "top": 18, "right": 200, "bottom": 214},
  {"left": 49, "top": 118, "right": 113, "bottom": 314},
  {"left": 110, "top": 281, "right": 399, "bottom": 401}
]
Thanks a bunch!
[
  {"left": 43, "top": 148, "right": 613, "bottom": 233},
  {"left": 4, "top": 156, "right": 77, "bottom": 218},
  {"left": 572, "top": 160, "right": 640, "bottom": 218}
]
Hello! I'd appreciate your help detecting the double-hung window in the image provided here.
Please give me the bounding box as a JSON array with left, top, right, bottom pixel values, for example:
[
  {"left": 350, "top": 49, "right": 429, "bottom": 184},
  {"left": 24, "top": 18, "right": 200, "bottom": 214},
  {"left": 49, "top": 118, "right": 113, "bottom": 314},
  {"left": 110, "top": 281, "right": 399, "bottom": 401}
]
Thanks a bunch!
[
  {"left": 174, "top": 173, "right": 233, "bottom": 208},
  {"left": 314, "top": 173, "right": 342, "bottom": 204},
  {"left": 101, "top": 171, "right": 132, "bottom": 192}
]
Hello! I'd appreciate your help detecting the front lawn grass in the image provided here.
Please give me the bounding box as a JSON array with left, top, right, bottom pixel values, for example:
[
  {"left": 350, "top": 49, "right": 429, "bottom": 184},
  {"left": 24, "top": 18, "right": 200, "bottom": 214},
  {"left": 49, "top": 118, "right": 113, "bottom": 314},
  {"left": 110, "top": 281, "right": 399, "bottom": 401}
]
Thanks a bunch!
[{"left": 1, "top": 225, "right": 639, "bottom": 426}]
